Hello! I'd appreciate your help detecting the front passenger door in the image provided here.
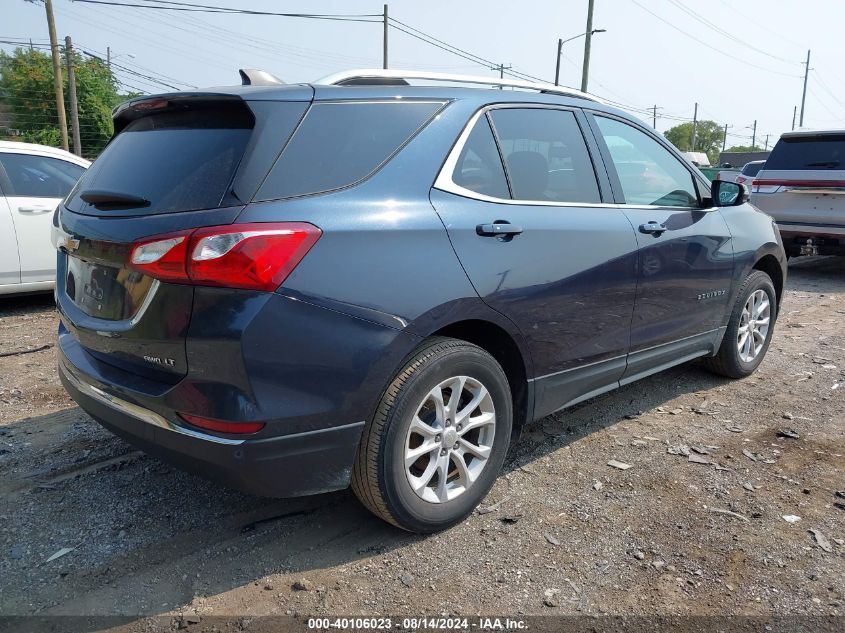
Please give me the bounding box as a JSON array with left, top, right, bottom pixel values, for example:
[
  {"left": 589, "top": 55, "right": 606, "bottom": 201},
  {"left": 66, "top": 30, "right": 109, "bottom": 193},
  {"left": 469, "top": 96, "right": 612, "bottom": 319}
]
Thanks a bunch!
[{"left": 588, "top": 114, "right": 734, "bottom": 382}]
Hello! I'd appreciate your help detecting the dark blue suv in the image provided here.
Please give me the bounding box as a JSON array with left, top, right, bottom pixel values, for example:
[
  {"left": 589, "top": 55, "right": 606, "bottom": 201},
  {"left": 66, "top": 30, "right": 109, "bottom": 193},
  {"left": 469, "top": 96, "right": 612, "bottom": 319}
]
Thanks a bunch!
[{"left": 55, "top": 69, "right": 786, "bottom": 532}]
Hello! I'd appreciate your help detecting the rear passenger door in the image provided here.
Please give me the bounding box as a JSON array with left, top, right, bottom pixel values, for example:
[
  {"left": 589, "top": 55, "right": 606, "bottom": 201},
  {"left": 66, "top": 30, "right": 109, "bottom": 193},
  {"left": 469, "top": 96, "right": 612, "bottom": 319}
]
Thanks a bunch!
[
  {"left": 430, "top": 105, "right": 639, "bottom": 419},
  {"left": 586, "top": 113, "right": 734, "bottom": 382}
]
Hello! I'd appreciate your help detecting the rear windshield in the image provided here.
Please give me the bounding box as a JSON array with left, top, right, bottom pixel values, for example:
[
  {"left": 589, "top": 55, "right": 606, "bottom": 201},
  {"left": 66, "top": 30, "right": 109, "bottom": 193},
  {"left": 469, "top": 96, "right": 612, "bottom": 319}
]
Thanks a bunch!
[
  {"left": 741, "top": 162, "right": 765, "bottom": 176},
  {"left": 255, "top": 100, "right": 444, "bottom": 200},
  {"left": 765, "top": 135, "right": 845, "bottom": 171},
  {"left": 66, "top": 106, "right": 253, "bottom": 215}
]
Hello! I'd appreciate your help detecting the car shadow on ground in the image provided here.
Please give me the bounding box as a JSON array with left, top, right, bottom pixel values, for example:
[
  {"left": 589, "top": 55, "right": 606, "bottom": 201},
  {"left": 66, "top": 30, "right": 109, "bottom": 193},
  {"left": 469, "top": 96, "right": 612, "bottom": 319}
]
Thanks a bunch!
[
  {"left": 786, "top": 255, "right": 845, "bottom": 293},
  {"left": 0, "top": 257, "right": 839, "bottom": 621},
  {"left": 2, "top": 361, "right": 730, "bottom": 619},
  {"left": 0, "top": 291, "right": 55, "bottom": 316}
]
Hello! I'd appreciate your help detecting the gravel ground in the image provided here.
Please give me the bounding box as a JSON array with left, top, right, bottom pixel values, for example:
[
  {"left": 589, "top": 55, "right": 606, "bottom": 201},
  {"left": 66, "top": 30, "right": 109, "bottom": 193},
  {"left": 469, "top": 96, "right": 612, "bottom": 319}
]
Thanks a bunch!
[{"left": 0, "top": 257, "right": 843, "bottom": 628}]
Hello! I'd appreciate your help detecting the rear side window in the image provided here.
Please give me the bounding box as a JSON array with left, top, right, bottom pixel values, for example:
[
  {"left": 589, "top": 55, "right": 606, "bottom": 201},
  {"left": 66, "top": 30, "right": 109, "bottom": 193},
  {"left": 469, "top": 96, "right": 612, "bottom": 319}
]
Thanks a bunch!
[
  {"left": 489, "top": 108, "right": 600, "bottom": 203},
  {"left": 765, "top": 135, "right": 845, "bottom": 170},
  {"left": 66, "top": 106, "right": 253, "bottom": 215},
  {"left": 0, "top": 153, "right": 84, "bottom": 197},
  {"left": 256, "top": 100, "right": 444, "bottom": 200},
  {"left": 452, "top": 115, "right": 510, "bottom": 199}
]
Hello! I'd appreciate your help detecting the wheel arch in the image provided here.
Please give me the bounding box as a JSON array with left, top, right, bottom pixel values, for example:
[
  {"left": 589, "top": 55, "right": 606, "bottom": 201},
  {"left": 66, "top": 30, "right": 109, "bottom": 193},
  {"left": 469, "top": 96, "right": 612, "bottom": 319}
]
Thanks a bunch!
[
  {"left": 430, "top": 318, "right": 531, "bottom": 444},
  {"left": 752, "top": 253, "right": 784, "bottom": 308}
]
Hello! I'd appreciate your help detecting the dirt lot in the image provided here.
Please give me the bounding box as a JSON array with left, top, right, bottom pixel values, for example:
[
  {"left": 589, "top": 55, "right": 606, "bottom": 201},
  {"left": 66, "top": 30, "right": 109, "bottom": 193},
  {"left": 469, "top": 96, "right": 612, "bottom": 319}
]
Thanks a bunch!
[{"left": 1, "top": 257, "right": 843, "bottom": 628}]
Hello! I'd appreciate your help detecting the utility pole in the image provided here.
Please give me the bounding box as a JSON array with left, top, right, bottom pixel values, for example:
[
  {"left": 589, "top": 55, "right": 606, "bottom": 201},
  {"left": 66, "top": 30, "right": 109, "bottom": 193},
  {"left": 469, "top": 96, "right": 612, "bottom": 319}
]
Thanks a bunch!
[
  {"left": 652, "top": 105, "right": 658, "bottom": 129},
  {"left": 382, "top": 4, "right": 388, "bottom": 69},
  {"left": 107, "top": 45, "right": 111, "bottom": 70},
  {"left": 494, "top": 63, "right": 511, "bottom": 89},
  {"left": 44, "top": 0, "right": 69, "bottom": 151},
  {"left": 765, "top": 134, "right": 770, "bottom": 151},
  {"left": 691, "top": 102, "right": 698, "bottom": 151},
  {"left": 792, "top": 105, "right": 797, "bottom": 131},
  {"left": 65, "top": 36, "right": 81, "bottom": 157},
  {"left": 554, "top": 38, "right": 562, "bottom": 86},
  {"left": 722, "top": 123, "right": 729, "bottom": 152},
  {"left": 580, "top": 0, "right": 595, "bottom": 92},
  {"left": 800, "top": 49, "right": 811, "bottom": 127},
  {"left": 752, "top": 120, "right": 757, "bottom": 149}
]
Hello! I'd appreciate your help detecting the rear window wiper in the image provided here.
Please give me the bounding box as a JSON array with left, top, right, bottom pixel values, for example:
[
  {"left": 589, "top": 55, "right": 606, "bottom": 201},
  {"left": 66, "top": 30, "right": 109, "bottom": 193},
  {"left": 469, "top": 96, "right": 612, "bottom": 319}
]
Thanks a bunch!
[
  {"left": 805, "top": 161, "right": 840, "bottom": 168},
  {"left": 79, "top": 190, "right": 151, "bottom": 209}
]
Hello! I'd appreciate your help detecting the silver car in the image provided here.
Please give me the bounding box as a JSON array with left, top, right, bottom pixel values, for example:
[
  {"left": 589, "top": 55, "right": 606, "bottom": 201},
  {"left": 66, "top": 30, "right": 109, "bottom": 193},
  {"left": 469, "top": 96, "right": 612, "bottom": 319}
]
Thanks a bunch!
[{"left": 750, "top": 129, "right": 845, "bottom": 257}]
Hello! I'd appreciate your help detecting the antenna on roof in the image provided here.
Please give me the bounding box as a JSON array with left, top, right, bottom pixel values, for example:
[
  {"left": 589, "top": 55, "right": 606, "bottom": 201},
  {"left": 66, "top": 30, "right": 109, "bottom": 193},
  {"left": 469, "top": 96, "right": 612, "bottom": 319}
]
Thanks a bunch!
[{"left": 239, "top": 69, "right": 284, "bottom": 86}]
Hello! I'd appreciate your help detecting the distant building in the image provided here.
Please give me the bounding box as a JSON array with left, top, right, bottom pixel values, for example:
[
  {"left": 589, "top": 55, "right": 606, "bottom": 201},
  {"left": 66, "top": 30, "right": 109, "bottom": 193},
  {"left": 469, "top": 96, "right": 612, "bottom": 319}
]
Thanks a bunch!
[{"left": 718, "top": 151, "right": 770, "bottom": 168}]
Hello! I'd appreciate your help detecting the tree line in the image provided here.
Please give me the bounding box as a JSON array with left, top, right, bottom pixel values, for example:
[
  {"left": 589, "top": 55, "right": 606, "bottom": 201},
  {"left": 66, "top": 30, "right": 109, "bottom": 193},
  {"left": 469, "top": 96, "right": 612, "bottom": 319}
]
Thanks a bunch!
[
  {"left": 0, "top": 47, "right": 139, "bottom": 157},
  {"left": 663, "top": 120, "right": 764, "bottom": 166}
]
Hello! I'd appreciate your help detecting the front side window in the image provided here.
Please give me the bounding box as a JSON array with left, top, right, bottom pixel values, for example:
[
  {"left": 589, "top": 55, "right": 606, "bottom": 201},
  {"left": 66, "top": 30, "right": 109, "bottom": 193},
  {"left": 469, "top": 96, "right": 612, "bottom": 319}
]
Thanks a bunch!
[
  {"left": 489, "top": 108, "right": 601, "bottom": 204},
  {"left": 0, "top": 153, "right": 84, "bottom": 198},
  {"left": 595, "top": 116, "right": 699, "bottom": 208}
]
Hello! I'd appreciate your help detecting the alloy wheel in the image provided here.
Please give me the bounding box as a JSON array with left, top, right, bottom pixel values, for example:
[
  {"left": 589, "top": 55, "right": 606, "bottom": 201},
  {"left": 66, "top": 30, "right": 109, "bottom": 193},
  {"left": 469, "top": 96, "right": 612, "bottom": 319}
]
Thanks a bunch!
[
  {"left": 403, "top": 375, "right": 496, "bottom": 503},
  {"left": 737, "top": 289, "right": 771, "bottom": 362}
]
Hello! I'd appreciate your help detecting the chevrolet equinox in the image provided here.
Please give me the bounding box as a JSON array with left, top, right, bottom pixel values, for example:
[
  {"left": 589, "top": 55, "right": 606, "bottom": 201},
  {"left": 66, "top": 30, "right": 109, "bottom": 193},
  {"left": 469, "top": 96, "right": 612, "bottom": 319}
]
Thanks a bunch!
[{"left": 55, "top": 69, "right": 787, "bottom": 532}]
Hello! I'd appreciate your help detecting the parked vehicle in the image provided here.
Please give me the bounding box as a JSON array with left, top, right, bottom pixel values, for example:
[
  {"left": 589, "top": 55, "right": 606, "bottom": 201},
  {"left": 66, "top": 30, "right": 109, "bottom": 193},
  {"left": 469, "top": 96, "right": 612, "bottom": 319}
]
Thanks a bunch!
[
  {"left": 751, "top": 129, "right": 845, "bottom": 257},
  {"left": 0, "top": 142, "right": 89, "bottom": 295},
  {"left": 735, "top": 160, "right": 766, "bottom": 185},
  {"left": 55, "top": 69, "right": 786, "bottom": 532}
]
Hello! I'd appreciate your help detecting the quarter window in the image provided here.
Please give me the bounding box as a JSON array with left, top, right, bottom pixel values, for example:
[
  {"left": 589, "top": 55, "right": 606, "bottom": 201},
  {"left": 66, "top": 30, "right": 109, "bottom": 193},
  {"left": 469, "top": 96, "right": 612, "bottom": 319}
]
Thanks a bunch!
[
  {"left": 256, "top": 101, "right": 443, "bottom": 200},
  {"left": 0, "top": 153, "right": 84, "bottom": 198},
  {"left": 594, "top": 116, "right": 699, "bottom": 207},
  {"left": 489, "top": 108, "right": 601, "bottom": 204},
  {"left": 451, "top": 115, "right": 510, "bottom": 199}
]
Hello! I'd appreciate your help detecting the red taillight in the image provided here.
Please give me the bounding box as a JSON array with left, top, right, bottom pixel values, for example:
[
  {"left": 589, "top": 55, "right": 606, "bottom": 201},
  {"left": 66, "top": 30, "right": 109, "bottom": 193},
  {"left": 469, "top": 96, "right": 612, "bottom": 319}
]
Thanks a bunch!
[
  {"left": 130, "top": 231, "right": 191, "bottom": 281},
  {"left": 128, "top": 222, "right": 321, "bottom": 291},
  {"left": 736, "top": 176, "right": 747, "bottom": 184},
  {"left": 178, "top": 413, "right": 265, "bottom": 435}
]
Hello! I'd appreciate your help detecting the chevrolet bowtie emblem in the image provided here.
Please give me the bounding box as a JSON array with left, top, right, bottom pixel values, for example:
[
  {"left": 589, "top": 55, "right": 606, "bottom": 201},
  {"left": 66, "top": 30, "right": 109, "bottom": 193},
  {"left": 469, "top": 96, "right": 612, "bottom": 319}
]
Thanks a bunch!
[{"left": 52, "top": 225, "right": 80, "bottom": 252}]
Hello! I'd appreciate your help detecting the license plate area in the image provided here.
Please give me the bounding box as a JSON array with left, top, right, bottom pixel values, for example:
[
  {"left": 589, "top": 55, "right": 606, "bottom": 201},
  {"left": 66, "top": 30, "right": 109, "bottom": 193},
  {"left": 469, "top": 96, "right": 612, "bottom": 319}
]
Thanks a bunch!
[{"left": 66, "top": 255, "right": 154, "bottom": 321}]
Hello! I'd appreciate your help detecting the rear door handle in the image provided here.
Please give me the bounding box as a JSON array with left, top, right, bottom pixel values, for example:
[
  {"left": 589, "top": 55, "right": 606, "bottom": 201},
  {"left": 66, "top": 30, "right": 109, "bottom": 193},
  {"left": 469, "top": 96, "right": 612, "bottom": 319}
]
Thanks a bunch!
[
  {"left": 476, "top": 222, "right": 523, "bottom": 238},
  {"left": 18, "top": 205, "right": 55, "bottom": 214},
  {"left": 639, "top": 221, "right": 666, "bottom": 236}
]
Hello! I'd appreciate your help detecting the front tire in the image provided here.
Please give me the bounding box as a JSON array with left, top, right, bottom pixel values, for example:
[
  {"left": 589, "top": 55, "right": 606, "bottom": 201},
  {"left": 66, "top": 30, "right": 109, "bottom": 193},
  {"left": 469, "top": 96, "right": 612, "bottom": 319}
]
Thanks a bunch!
[
  {"left": 351, "top": 337, "right": 512, "bottom": 533},
  {"left": 703, "top": 270, "right": 777, "bottom": 378}
]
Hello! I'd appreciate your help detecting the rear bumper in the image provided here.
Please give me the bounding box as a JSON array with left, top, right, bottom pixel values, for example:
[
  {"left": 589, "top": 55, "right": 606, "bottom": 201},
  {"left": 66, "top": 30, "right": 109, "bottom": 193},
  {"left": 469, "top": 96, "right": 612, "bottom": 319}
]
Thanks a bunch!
[
  {"left": 57, "top": 290, "right": 422, "bottom": 498},
  {"left": 59, "top": 353, "right": 365, "bottom": 497},
  {"left": 776, "top": 222, "right": 845, "bottom": 256}
]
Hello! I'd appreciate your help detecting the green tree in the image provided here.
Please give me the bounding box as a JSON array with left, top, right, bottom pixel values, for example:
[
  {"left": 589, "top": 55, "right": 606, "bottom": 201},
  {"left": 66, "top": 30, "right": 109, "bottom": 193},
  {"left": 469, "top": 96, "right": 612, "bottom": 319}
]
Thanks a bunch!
[
  {"left": 664, "top": 120, "right": 725, "bottom": 165},
  {"left": 724, "top": 145, "right": 764, "bottom": 153},
  {"left": 0, "top": 47, "right": 134, "bottom": 157}
]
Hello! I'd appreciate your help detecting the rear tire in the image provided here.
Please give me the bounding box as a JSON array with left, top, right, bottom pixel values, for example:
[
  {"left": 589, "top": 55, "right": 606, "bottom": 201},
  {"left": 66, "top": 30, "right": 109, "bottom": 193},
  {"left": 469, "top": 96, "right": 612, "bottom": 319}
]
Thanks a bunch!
[
  {"left": 703, "top": 270, "right": 777, "bottom": 379},
  {"left": 351, "top": 337, "right": 512, "bottom": 533}
]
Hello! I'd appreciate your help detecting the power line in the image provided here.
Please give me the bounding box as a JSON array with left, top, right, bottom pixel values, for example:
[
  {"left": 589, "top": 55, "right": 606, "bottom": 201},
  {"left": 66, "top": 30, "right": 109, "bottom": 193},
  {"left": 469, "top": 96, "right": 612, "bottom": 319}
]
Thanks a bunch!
[
  {"left": 70, "top": 0, "right": 382, "bottom": 22},
  {"left": 628, "top": 0, "right": 801, "bottom": 78},
  {"left": 664, "top": 0, "right": 800, "bottom": 65},
  {"left": 813, "top": 72, "right": 845, "bottom": 112},
  {"left": 713, "top": 0, "right": 806, "bottom": 50}
]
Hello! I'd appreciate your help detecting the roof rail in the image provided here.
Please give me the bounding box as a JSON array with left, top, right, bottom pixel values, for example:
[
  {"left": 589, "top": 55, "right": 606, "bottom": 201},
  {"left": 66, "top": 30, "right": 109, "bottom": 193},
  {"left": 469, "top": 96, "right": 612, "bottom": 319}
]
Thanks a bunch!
[{"left": 313, "top": 69, "right": 602, "bottom": 103}]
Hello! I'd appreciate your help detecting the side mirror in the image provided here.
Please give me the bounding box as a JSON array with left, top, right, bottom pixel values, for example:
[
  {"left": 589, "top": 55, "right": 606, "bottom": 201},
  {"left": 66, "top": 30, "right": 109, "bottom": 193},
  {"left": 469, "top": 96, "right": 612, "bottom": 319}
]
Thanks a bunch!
[{"left": 711, "top": 179, "right": 749, "bottom": 207}]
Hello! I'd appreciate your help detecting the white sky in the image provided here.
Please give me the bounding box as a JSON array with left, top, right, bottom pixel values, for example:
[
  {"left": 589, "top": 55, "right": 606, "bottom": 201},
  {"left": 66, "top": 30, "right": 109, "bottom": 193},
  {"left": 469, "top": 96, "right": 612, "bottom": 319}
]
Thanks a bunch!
[{"left": 6, "top": 0, "right": 845, "bottom": 149}]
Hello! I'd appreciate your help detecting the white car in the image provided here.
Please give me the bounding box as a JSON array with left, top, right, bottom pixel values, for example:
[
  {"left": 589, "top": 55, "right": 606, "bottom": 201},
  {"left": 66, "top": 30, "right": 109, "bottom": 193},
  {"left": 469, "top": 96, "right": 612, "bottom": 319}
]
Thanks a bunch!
[{"left": 0, "top": 141, "right": 89, "bottom": 295}]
